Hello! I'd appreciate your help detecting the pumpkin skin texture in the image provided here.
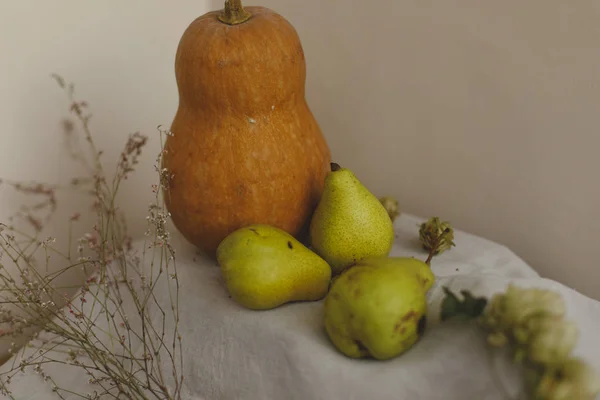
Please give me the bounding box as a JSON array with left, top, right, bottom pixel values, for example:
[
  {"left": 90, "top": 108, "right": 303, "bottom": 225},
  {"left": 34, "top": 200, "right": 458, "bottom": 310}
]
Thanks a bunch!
[{"left": 163, "top": 6, "right": 332, "bottom": 258}]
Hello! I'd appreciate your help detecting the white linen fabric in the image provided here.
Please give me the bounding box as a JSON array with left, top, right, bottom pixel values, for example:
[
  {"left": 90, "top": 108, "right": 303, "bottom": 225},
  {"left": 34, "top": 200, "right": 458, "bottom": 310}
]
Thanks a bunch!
[{"left": 2, "top": 214, "right": 599, "bottom": 399}]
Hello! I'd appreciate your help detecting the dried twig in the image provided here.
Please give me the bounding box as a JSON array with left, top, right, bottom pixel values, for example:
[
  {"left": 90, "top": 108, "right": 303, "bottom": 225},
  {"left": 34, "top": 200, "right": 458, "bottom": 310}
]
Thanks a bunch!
[{"left": 0, "top": 76, "right": 183, "bottom": 399}]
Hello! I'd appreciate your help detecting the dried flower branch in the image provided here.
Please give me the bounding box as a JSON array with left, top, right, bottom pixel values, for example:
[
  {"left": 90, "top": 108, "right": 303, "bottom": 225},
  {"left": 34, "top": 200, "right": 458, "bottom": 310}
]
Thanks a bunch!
[{"left": 0, "top": 76, "right": 183, "bottom": 399}]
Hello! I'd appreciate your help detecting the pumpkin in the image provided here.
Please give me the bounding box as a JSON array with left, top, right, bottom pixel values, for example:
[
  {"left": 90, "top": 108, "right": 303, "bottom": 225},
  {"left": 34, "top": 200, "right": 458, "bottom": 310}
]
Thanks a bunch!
[{"left": 162, "top": 0, "right": 332, "bottom": 257}]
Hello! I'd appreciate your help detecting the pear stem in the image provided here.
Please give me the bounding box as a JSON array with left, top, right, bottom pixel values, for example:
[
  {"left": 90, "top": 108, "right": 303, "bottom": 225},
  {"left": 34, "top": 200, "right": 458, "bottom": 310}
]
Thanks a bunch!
[{"left": 330, "top": 163, "right": 342, "bottom": 172}]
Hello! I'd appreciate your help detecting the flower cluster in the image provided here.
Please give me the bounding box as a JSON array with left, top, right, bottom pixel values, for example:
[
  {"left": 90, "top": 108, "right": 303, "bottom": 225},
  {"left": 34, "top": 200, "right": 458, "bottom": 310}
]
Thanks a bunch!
[{"left": 480, "top": 285, "right": 600, "bottom": 400}]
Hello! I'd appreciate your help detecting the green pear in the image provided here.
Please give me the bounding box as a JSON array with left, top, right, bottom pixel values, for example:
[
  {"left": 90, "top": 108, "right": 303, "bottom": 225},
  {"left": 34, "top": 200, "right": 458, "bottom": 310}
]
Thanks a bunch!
[
  {"left": 310, "top": 163, "right": 395, "bottom": 275},
  {"left": 216, "top": 224, "right": 332, "bottom": 310},
  {"left": 323, "top": 257, "right": 435, "bottom": 360},
  {"left": 357, "top": 256, "right": 435, "bottom": 292}
]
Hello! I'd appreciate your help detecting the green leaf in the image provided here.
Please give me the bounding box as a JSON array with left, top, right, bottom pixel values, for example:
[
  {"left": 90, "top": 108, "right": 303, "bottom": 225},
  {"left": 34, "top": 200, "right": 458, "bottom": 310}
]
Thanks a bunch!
[
  {"left": 440, "top": 287, "right": 461, "bottom": 321},
  {"left": 440, "top": 287, "right": 488, "bottom": 321}
]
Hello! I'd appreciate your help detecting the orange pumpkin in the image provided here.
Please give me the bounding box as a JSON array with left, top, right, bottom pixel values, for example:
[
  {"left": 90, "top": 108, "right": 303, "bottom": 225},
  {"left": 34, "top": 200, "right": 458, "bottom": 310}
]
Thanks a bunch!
[{"left": 163, "top": 0, "right": 331, "bottom": 257}]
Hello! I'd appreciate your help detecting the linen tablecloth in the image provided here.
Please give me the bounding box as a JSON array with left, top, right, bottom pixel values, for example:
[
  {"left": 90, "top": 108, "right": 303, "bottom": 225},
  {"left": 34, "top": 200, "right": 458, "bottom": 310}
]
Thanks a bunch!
[{"left": 2, "top": 214, "right": 599, "bottom": 399}]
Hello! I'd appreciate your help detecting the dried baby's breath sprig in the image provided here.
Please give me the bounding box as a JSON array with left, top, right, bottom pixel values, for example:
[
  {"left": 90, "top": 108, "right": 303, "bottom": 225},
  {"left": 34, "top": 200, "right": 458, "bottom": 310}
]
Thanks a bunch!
[{"left": 0, "top": 75, "right": 183, "bottom": 399}]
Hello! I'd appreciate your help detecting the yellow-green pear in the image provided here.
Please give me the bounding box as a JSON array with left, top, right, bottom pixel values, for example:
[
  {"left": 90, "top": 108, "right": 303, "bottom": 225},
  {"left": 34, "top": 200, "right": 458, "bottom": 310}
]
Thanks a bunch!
[
  {"left": 357, "top": 256, "right": 435, "bottom": 291},
  {"left": 310, "top": 163, "right": 394, "bottom": 275},
  {"left": 323, "top": 257, "right": 435, "bottom": 360},
  {"left": 216, "top": 224, "right": 332, "bottom": 310}
]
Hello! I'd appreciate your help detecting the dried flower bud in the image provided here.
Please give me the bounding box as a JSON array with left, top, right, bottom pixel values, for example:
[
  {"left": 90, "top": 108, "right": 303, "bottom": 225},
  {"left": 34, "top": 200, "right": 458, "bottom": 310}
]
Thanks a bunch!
[
  {"left": 527, "top": 317, "right": 579, "bottom": 365},
  {"left": 378, "top": 196, "right": 400, "bottom": 222},
  {"left": 533, "top": 358, "right": 600, "bottom": 400},
  {"left": 418, "top": 217, "right": 455, "bottom": 255}
]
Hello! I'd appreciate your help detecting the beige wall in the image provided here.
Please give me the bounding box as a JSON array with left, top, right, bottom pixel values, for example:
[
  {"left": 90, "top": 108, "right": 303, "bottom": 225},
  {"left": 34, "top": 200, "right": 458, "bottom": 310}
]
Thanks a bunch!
[
  {"left": 0, "top": 0, "right": 598, "bottom": 335},
  {"left": 207, "top": 0, "right": 600, "bottom": 300},
  {"left": 0, "top": 0, "right": 213, "bottom": 234}
]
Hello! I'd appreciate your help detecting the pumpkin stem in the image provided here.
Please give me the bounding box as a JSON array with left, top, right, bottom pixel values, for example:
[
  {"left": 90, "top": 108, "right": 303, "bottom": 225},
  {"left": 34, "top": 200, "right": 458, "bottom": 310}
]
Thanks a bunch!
[{"left": 218, "top": 0, "right": 252, "bottom": 25}]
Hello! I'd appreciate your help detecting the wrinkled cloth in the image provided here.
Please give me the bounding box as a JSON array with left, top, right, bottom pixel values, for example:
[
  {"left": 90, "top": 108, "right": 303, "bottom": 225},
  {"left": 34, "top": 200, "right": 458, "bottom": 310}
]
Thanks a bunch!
[{"left": 2, "top": 214, "right": 599, "bottom": 399}]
